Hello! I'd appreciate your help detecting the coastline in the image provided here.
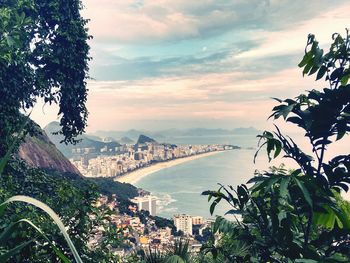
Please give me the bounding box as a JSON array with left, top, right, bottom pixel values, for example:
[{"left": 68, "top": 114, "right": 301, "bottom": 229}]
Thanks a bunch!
[{"left": 115, "top": 150, "right": 226, "bottom": 185}]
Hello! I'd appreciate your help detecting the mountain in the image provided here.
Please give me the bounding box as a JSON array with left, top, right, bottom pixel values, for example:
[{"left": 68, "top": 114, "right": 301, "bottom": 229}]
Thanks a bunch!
[
  {"left": 232, "top": 127, "right": 260, "bottom": 135},
  {"left": 19, "top": 122, "right": 81, "bottom": 175},
  {"left": 137, "top": 134, "right": 157, "bottom": 144},
  {"left": 44, "top": 122, "right": 121, "bottom": 158},
  {"left": 92, "top": 129, "right": 143, "bottom": 141},
  {"left": 91, "top": 127, "right": 260, "bottom": 140},
  {"left": 183, "top": 128, "right": 231, "bottom": 136},
  {"left": 119, "top": 136, "right": 134, "bottom": 144},
  {"left": 102, "top": 137, "right": 117, "bottom": 142},
  {"left": 19, "top": 120, "right": 139, "bottom": 201}
]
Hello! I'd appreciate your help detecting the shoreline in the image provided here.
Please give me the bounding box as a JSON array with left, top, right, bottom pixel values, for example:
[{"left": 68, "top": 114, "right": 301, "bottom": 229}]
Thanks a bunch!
[{"left": 114, "top": 150, "right": 226, "bottom": 185}]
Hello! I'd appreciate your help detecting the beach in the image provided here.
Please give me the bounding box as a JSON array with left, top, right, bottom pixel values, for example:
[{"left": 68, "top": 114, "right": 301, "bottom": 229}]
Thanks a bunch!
[{"left": 115, "top": 151, "right": 226, "bottom": 185}]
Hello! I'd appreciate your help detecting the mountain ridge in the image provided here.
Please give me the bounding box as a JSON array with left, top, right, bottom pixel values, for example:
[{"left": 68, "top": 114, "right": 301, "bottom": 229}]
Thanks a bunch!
[
  {"left": 44, "top": 122, "right": 121, "bottom": 158},
  {"left": 91, "top": 126, "right": 260, "bottom": 141},
  {"left": 19, "top": 122, "right": 82, "bottom": 175}
]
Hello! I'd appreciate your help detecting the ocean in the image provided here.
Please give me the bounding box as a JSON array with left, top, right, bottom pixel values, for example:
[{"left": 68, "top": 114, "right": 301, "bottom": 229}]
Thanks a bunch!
[
  {"left": 135, "top": 133, "right": 350, "bottom": 219},
  {"left": 134, "top": 134, "right": 269, "bottom": 219}
]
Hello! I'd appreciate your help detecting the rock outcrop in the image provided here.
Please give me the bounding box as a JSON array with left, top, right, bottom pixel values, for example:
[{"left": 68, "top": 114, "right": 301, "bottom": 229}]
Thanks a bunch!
[{"left": 19, "top": 127, "right": 81, "bottom": 175}]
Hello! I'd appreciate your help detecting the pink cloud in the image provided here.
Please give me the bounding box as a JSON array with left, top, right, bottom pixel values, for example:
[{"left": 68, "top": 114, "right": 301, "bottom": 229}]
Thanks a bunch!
[
  {"left": 82, "top": 0, "right": 200, "bottom": 42},
  {"left": 82, "top": 66, "right": 321, "bottom": 132}
]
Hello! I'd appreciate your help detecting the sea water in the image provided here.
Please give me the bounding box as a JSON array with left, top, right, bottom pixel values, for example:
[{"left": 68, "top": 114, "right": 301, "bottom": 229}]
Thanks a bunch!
[
  {"left": 135, "top": 135, "right": 269, "bottom": 219},
  {"left": 135, "top": 133, "right": 350, "bottom": 218}
]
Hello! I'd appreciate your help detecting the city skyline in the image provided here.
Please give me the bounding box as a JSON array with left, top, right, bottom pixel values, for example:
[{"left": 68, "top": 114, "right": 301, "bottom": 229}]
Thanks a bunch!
[{"left": 31, "top": 0, "right": 350, "bottom": 132}]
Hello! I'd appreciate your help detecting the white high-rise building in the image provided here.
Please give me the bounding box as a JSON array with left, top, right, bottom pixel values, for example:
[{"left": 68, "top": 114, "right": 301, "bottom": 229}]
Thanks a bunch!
[
  {"left": 173, "top": 214, "right": 193, "bottom": 236},
  {"left": 131, "top": 195, "right": 157, "bottom": 216}
]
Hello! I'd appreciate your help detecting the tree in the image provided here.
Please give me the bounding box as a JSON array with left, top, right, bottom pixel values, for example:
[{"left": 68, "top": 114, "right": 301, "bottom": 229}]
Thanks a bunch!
[
  {"left": 0, "top": 0, "right": 90, "bottom": 156},
  {"left": 203, "top": 30, "right": 350, "bottom": 262}
]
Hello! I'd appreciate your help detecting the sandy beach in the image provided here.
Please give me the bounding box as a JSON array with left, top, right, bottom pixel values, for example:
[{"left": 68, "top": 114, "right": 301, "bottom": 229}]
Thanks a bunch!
[{"left": 115, "top": 151, "right": 225, "bottom": 185}]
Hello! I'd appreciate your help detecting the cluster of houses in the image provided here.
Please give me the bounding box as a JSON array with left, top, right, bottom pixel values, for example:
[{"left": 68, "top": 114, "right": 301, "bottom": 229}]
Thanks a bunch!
[
  {"left": 87, "top": 194, "right": 214, "bottom": 258},
  {"left": 71, "top": 141, "right": 234, "bottom": 178}
]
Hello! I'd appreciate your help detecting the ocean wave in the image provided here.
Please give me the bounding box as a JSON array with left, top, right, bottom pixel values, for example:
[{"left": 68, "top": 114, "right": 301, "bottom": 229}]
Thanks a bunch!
[{"left": 155, "top": 193, "right": 177, "bottom": 214}]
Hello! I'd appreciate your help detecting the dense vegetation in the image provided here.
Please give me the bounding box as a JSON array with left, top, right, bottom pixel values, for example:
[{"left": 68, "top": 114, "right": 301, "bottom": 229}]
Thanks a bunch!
[
  {"left": 2, "top": 0, "right": 350, "bottom": 262},
  {"left": 87, "top": 177, "right": 138, "bottom": 200},
  {"left": 0, "top": 1, "right": 135, "bottom": 262},
  {"left": 137, "top": 31, "right": 350, "bottom": 263},
  {"left": 202, "top": 31, "right": 350, "bottom": 262},
  {"left": 0, "top": 0, "right": 90, "bottom": 157}
]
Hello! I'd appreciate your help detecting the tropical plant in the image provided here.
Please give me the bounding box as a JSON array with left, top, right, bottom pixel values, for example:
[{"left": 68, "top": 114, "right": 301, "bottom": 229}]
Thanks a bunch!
[
  {"left": 0, "top": 1, "right": 135, "bottom": 262},
  {"left": 141, "top": 239, "right": 195, "bottom": 263},
  {"left": 0, "top": 0, "right": 90, "bottom": 157},
  {"left": 0, "top": 155, "right": 129, "bottom": 262},
  {"left": 0, "top": 124, "right": 83, "bottom": 262},
  {"left": 203, "top": 30, "right": 350, "bottom": 262}
]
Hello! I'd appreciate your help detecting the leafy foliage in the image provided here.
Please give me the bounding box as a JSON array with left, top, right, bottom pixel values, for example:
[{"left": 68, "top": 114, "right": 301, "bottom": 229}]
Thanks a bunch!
[
  {"left": 203, "top": 31, "right": 350, "bottom": 262},
  {"left": 0, "top": 0, "right": 90, "bottom": 156},
  {"left": 141, "top": 239, "right": 194, "bottom": 263},
  {"left": 87, "top": 177, "right": 138, "bottom": 200},
  {"left": 0, "top": 158, "right": 126, "bottom": 262}
]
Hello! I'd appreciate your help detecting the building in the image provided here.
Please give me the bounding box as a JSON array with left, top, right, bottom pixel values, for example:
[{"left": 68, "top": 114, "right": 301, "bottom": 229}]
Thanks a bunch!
[
  {"left": 131, "top": 195, "right": 157, "bottom": 216},
  {"left": 192, "top": 216, "right": 204, "bottom": 225},
  {"left": 173, "top": 214, "right": 193, "bottom": 236}
]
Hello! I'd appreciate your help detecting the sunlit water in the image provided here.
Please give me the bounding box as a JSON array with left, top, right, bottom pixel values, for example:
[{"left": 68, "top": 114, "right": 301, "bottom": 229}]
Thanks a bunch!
[
  {"left": 135, "top": 135, "right": 268, "bottom": 219},
  {"left": 135, "top": 133, "right": 350, "bottom": 219}
]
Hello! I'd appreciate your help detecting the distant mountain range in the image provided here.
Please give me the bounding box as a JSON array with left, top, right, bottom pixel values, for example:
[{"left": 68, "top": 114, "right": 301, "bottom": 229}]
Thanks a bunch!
[
  {"left": 91, "top": 127, "right": 260, "bottom": 142},
  {"left": 19, "top": 120, "right": 139, "bottom": 203},
  {"left": 44, "top": 122, "right": 121, "bottom": 158},
  {"left": 43, "top": 122, "right": 260, "bottom": 158}
]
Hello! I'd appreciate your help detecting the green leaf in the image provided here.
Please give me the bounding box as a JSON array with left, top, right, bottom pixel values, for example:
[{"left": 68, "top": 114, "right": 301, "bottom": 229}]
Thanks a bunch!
[
  {"left": 210, "top": 199, "right": 219, "bottom": 215},
  {"left": 0, "top": 113, "right": 31, "bottom": 176},
  {"left": 0, "top": 218, "right": 71, "bottom": 262},
  {"left": 165, "top": 255, "right": 185, "bottom": 263},
  {"left": 294, "top": 178, "right": 313, "bottom": 208},
  {"left": 316, "top": 65, "right": 327, "bottom": 80},
  {"left": 340, "top": 73, "right": 350, "bottom": 86},
  {"left": 274, "top": 140, "right": 282, "bottom": 158},
  {"left": 298, "top": 51, "right": 312, "bottom": 67},
  {"left": 5, "top": 35, "right": 15, "bottom": 47},
  {"left": 308, "top": 65, "right": 319, "bottom": 75},
  {"left": 303, "top": 60, "right": 314, "bottom": 76},
  {"left": 1, "top": 196, "right": 82, "bottom": 263},
  {"left": 19, "top": 219, "right": 71, "bottom": 263},
  {"left": 295, "top": 259, "right": 318, "bottom": 263},
  {"left": 225, "top": 209, "right": 241, "bottom": 215},
  {"left": 279, "top": 177, "right": 291, "bottom": 198}
]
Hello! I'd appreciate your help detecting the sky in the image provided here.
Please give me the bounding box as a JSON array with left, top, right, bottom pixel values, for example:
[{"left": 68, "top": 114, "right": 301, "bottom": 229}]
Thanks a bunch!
[{"left": 31, "top": 0, "right": 350, "bottom": 132}]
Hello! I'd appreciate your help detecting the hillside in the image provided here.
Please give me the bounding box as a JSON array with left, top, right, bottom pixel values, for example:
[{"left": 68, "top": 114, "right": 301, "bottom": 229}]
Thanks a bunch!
[
  {"left": 19, "top": 124, "right": 81, "bottom": 175},
  {"left": 119, "top": 136, "right": 134, "bottom": 144},
  {"left": 137, "top": 134, "right": 157, "bottom": 144},
  {"left": 19, "top": 120, "right": 139, "bottom": 200}
]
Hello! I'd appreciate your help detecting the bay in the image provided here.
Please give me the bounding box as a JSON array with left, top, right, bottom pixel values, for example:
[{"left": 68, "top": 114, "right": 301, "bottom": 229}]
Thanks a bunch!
[{"left": 135, "top": 135, "right": 268, "bottom": 219}]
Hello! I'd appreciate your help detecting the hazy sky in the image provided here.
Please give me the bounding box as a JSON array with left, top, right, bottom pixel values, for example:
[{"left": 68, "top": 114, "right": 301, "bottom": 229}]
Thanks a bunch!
[{"left": 31, "top": 0, "right": 350, "bottom": 132}]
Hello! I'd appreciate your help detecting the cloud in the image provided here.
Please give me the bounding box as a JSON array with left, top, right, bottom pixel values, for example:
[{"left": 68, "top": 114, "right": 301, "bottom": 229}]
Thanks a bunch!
[
  {"left": 89, "top": 49, "right": 233, "bottom": 80},
  {"left": 86, "top": 1, "right": 350, "bottom": 82},
  {"left": 31, "top": 0, "right": 350, "bottom": 132},
  {"left": 237, "top": 2, "right": 350, "bottom": 59},
  {"left": 82, "top": 0, "right": 347, "bottom": 43},
  {"left": 83, "top": 65, "right": 325, "bottom": 131}
]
